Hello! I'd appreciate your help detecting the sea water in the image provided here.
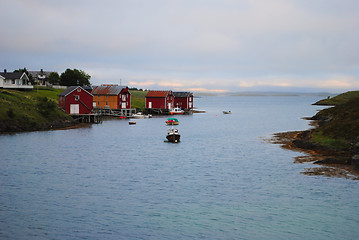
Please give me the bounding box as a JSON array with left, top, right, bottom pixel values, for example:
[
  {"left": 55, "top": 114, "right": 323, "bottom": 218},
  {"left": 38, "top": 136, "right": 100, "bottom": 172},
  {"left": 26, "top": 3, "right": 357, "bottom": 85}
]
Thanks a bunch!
[{"left": 1, "top": 95, "right": 358, "bottom": 239}]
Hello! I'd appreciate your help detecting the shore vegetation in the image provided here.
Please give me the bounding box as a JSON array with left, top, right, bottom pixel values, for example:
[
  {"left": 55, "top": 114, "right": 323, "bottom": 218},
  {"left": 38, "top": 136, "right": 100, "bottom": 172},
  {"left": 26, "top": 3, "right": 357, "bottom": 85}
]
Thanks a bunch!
[
  {"left": 0, "top": 87, "right": 73, "bottom": 132},
  {"left": 313, "top": 90, "right": 359, "bottom": 105}
]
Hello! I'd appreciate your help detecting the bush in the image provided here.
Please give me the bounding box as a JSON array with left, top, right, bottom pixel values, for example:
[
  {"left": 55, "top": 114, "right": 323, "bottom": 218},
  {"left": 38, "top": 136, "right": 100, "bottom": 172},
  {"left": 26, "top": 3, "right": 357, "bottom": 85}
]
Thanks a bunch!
[
  {"left": 37, "top": 97, "right": 56, "bottom": 117},
  {"left": 7, "top": 108, "right": 15, "bottom": 118}
]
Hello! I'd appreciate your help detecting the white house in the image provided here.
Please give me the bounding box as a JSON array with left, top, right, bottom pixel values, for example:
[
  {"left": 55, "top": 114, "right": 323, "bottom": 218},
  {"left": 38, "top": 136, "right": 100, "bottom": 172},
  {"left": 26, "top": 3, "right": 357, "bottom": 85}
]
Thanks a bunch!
[{"left": 0, "top": 70, "right": 33, "bottom": 89}]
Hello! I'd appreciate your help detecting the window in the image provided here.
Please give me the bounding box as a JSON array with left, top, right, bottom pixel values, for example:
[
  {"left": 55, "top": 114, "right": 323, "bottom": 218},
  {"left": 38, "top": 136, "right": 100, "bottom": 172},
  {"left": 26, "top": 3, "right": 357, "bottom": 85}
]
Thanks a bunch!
[
  {"left": 74, "top": 95, "right": 80, "bottom": 101},
  {"left": 77, "top": 88, "right": 81, "bottom": 92},
  {"left": 12, "top": 79, "right": 15, "bottom": 84}
]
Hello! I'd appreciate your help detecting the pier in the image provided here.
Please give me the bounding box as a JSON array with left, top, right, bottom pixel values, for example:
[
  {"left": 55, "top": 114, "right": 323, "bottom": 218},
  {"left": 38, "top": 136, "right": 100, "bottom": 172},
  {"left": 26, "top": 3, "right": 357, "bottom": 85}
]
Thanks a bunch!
[
  {"left": 71, "top": 114, "right": 103, "bottom": 123},
  {"left": 92, "top": 107, "right": 136, "bottom": 117},
  {"left": 71, "top": 107, "right": 137, "bottom": 123}
]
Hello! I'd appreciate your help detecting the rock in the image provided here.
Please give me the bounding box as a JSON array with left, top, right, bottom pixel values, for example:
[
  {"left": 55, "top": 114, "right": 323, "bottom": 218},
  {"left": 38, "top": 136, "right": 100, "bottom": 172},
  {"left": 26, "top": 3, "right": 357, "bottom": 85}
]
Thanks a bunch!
[
  {"left": 314, "top": 158, "right": 350, "bottom": 165},
  {"left": 351, "top": 155, "right": 359, "bottom": 170}
]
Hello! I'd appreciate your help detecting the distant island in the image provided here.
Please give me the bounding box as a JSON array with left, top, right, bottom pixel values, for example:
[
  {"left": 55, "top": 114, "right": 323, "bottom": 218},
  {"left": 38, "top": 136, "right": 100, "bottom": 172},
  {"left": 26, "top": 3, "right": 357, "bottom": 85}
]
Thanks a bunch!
[{"left": 271, "top": 91, "right": 359, "bottom": 180}]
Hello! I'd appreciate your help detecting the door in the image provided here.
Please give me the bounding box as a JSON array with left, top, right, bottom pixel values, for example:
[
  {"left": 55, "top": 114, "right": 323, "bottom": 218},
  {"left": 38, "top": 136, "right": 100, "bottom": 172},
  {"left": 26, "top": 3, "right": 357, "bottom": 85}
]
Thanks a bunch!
[
  {"left": 122, "top": 102, "right": 126, "bottom": 109},
  {"left": 168, "top": 103, "right": 172, "bottom": 109},
  {"left": 70, "top": 104, "right": 79, "bottom": 114},
  {"left": 149, "top": 102, "right": 152, "bottom": 108}
]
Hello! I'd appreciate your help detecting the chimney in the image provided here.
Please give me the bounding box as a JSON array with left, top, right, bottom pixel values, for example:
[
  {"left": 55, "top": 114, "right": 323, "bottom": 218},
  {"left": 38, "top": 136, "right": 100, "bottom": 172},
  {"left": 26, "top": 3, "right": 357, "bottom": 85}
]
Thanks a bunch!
[
  {"left": 41, "top": 69, "right": 43, "bottom": 73},
  {"left": 4, "top": 69, "right": 6, "bottom": 73}
]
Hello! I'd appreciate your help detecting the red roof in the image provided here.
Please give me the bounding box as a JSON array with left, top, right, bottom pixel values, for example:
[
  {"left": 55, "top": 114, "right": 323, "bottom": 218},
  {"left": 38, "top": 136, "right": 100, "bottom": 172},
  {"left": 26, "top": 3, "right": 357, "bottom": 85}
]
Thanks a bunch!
[{"left": 146, "top": 90, "right": 172, "bottom": 97}]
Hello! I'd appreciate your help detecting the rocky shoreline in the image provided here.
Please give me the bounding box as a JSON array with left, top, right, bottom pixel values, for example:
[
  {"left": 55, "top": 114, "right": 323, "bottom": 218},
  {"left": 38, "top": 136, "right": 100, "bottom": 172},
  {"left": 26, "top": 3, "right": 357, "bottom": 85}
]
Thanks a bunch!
[
  {"left": 0, "top": 119, "right": 79, "bottom": 134},
  {"left": 270, "top": 131, "right": 359, "bottom": 180}
]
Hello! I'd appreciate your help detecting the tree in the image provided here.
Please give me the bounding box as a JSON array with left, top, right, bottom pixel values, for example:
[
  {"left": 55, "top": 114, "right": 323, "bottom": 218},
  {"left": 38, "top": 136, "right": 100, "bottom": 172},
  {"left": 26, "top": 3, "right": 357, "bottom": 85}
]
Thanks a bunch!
[
  {"left": 60, "top": 69, "right": 91, "bottom": 86},
  {"left": 48, "top": 72, "right": 60, "bottom": 85}
]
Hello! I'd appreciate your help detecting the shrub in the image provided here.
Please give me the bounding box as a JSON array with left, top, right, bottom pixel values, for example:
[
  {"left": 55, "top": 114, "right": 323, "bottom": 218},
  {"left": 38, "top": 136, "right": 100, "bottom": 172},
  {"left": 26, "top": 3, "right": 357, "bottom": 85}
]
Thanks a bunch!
[{"left": 7, "top": 108, "right": 15, "bottom": 118}]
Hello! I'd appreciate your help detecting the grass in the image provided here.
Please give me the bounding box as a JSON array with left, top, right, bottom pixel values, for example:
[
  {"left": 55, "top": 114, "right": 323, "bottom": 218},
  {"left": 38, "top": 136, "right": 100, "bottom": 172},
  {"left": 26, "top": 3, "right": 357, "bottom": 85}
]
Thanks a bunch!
[
  {"left": 314, "top": 90, "right": 359, "bottom": 105},
  {"left": 312, "top": 131, "right": 350, "bottom": 151},
  {"left": 130, "top": 90, "right": 147, "bottom": 110},
  {"left": 0, "top": 88, "right": 71, "bottom": 132},
  {"left": 310, "top": 96, "right": 359, "bottom": 150}
]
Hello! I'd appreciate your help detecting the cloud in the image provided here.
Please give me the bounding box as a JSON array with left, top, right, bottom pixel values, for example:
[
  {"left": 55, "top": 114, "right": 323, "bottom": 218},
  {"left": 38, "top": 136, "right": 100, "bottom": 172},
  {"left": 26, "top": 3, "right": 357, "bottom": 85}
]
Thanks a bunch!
[
  {"left": 1, "top": 0, "right": 359, "bottom": 92},
  {"left": 129, "top": 81, "right": 156, "bottom": 87}
]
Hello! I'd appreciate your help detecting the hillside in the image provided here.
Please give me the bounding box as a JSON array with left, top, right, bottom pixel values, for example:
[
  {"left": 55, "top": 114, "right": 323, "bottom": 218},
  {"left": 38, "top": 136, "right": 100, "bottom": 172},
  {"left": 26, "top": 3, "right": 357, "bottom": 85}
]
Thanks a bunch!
[
  {"left": 130, "top": 90, "right": 147, "bottom": 110},
  {"left": 0, "top": 88, "right": 74, "bottom": 133},
  {"left": 310, "top": 97, "right": 359, "bottom": 151},
  {"left": 313, "top": 91, "right": 359, "bottom": 105}
]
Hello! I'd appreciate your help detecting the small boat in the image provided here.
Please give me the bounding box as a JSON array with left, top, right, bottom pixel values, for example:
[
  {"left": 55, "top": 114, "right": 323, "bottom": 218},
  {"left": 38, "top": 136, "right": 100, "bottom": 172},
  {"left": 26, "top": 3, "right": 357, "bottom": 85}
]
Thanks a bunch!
[
  {"left": 170, "top": 107, "right": 184, "bottom": 115},
  {"left": 131, "top": 112, "right": 152, "bottom": 119},
  {"left": 192, "top": 109, "right": 206, "bottom": 113},
  {"left": 129, "top": 121, "right": 136, "bottom": 125},
  {"left": 166, "top": 118, "right": 179, "bottom": 125},
  {"left": 166, "top": 127, "right": 181, "bottom": 143},
  {"left": 223, "top": 111, "right": 232, "bottom": 114}
]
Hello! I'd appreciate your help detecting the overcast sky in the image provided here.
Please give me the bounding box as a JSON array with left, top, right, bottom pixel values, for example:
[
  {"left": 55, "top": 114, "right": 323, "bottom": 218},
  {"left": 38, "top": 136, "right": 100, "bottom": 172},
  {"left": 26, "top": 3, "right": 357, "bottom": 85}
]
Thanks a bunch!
[{"left": 1, "top": 0, "right": 359, "bottom": 93}]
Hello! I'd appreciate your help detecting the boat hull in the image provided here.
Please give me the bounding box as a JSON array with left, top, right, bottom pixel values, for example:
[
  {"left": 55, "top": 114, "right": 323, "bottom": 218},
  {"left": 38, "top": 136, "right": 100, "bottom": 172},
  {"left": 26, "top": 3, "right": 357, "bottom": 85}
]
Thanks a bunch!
[{"left": 166, "top": 133, "right": 181, "bottom": 143}]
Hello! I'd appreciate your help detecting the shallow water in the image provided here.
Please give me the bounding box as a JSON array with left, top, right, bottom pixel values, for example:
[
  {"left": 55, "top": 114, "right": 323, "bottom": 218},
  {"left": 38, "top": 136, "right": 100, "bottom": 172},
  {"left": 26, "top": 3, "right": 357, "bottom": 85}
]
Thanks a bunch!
[{"left": 1, "top": 95, "right": 358, "bottom": 239}]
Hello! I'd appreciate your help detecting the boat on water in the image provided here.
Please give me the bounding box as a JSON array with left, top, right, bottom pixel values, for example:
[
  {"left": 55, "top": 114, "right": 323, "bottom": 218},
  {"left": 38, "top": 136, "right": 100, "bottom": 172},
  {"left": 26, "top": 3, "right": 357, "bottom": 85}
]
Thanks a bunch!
[
  {"left": 166, "top": 118, "right": 179, "bottom": 125},
  {"left": 223, "top": 111, "right": 232, "bottom": 114},
  {"left": 129, "top": 121, "right": 136, "bottom": 125},
  {"left": 192, "top": 109, "right": 206, "bottom": 113},
  {"left": 170, "top": 107, "right": 184, "bottom": 115},
  {"left": 131, "top": 112, "right": 152, "bottom": 119},
  {"left": 166, "top": 127, "right": 181, "bottom": 143}
]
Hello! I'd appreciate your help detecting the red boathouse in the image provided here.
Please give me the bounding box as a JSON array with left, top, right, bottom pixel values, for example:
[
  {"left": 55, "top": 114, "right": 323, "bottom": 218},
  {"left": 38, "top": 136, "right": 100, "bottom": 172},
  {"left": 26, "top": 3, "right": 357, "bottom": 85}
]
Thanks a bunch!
[
  {"left": 173, "top": 92, "right": 194, "bottom": 110},
  {"left": 145, "top": 90, "right": 174, "bottom": 110},
  {"left": 58, "top": 86, "right": 93, "bottom": 114}
]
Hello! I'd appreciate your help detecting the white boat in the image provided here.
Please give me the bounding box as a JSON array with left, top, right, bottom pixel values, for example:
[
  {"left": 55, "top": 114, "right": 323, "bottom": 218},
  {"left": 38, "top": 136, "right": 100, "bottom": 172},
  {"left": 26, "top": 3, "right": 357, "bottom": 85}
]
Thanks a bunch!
[
  {"left": 170, "top": 107, "right": 184, "bottom": 115},
  {"left": 131, "top": 112, "right": 152, "bottom": 119}
]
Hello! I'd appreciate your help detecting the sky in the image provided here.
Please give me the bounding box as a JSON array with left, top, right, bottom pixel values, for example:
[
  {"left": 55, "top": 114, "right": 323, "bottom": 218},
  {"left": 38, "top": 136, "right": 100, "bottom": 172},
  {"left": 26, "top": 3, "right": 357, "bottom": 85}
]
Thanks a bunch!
[{"left": 1, "top": 0, "right": 359, "bottom": 93}]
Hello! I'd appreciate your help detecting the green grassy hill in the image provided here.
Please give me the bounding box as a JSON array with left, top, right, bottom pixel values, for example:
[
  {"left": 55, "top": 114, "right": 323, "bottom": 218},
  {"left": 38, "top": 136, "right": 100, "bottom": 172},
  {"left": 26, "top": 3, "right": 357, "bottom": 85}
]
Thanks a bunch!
[
  {"left": 130, "top": 90, "right": 147, "bottom": 110},
  {"left": 310, "top": 96, "right": 359, "bottom": 151},
  {"left": 313, "top": 91, "right": 359, "bottom": 105},
  {"left": 0, "top": 88, "right": 72, "bottom": 132}
]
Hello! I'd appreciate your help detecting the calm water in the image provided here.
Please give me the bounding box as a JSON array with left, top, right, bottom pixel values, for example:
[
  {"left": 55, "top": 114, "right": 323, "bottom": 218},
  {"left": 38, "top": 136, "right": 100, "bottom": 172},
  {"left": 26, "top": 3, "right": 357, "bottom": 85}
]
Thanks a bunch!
[{"left": 1, "top": 96, "right": 358, "bottom": 239}]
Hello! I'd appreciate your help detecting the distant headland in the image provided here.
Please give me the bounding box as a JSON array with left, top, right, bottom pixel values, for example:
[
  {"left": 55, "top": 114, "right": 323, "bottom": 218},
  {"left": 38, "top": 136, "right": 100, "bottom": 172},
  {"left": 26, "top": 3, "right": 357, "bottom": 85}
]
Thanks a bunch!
[{"left": 271, "top": 91, "right": 359, "bottom": 180}]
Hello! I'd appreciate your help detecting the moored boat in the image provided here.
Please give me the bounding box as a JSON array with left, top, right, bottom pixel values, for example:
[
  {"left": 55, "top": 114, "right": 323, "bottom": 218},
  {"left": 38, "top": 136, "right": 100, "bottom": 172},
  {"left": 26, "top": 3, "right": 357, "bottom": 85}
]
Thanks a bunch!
[
  {"left": 166, "top": 127, "right": 181, "bottom": 143},
  {"left": 223, "top": 111, "right": 232, "bottom": 114},
  {"left": 131, "top": 112, "right": 152, "bottom": 118},
  {"left": 170, "top": 107, "right": 184, "bottom": 115},
  {"left": 166, "top": 118, "right": 179, "bottom": 125}
]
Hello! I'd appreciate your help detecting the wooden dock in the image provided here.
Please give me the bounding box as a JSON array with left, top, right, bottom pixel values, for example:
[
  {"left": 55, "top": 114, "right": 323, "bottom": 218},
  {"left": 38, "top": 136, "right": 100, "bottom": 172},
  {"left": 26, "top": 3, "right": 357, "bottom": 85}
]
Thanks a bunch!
[
  {"left": 71, "top": 108, "right": 137, "bottom": 123},
  {"left": 92, "top": 107, "right": 136, "bottom": 117},
  {"left": 71, "top": 114, "right": 103, "bottom": 123}
]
